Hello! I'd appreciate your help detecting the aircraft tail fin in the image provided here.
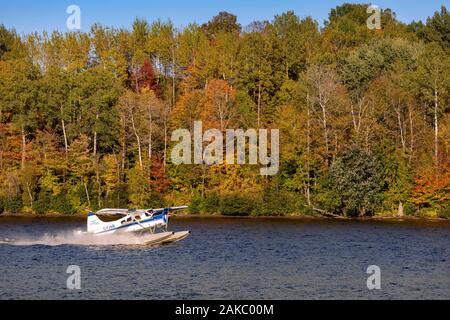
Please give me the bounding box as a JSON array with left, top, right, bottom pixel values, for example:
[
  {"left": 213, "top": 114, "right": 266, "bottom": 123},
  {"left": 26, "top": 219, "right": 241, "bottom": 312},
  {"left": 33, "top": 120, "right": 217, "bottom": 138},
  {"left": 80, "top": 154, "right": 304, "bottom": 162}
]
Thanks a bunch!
[{"left": 87, "top": 213, "right": 105, "bottom": 234}]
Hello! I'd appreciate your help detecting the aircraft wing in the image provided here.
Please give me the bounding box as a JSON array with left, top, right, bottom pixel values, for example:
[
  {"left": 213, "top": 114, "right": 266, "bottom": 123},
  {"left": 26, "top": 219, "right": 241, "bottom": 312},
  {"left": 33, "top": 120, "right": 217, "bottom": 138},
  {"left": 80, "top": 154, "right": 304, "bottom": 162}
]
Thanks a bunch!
[
  {"left": 95, "top": 209, "right": 131, "bottom": 216},
  {"left": 94, "top": 206, "right": 188, "bottom": 216}
]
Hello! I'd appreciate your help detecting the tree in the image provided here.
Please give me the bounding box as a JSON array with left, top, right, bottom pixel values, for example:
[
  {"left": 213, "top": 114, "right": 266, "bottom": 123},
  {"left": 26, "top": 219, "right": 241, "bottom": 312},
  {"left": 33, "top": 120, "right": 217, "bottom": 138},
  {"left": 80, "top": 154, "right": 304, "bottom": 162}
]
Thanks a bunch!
[
  {"left": 202, "top": 79, "right": 236, "bottom": 131},
  {"left": 202, "top": 12, "right": 241, "bottom": 39},
  {"left": 175, "top": 23, "right": 210, "bottom": 91},
  {"left": 237, "top": 30, "right": 283, "bottom": 126},
  {"left": 149, "top": 20, "right": 177, "bottom": 105},
  {"left": 118, "top": 89, "right": 164, "bottom": 171},
  {"left": 68, "top": 134, "right": 94, "bottom": 208},
  {"left": 90, "top": 24, "right": 129, "bottom": 84},
  {"left": 322, "top": 3, "right": 398, "bottom": 60},
  {"left": 129, "top": 18, "right": 151, "bottom": 93},
  {"left": 0, "top": 59, "right": 40, "bottom": 169},
  {"left": 0, "top": 25, "right": 17, "bottom": 60},
  {"left": 324, "top": 148, "right": 384, "bottom": 217},
  {"left": 306, "top": 65, "right": 348, "bottom": 166},
  {"left": 415, "top": 43, "right": 450, "bottom": 171},
  {"left": 40, "top": 67, "right": 72, "bottom": 154},
  {"left": 77, "top": 67, "right": 120, "bottom": 158},
  {"left": 0, "top": 7, "right": 448, "bottom": 218},
  {"left": 272, "top": 12, "right": 319, "bottom": 79},
  {"left": 421, "top": 6, "right": 450, "bottom": 53}
]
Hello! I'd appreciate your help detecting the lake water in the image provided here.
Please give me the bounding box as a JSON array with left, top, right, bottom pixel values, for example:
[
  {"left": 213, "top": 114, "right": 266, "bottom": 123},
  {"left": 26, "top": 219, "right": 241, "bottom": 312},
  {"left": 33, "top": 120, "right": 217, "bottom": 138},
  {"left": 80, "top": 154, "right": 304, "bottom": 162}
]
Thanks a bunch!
[{"left": 0, "top": 217, "right": 448, "bottom": 300}]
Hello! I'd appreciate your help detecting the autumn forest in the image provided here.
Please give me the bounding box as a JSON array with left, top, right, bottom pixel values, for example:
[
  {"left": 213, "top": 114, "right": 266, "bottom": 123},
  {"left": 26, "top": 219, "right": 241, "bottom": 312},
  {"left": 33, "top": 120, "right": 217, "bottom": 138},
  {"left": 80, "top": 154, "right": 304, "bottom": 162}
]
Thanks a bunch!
[{"left": 0, "top": 4, "right": 449, "bottom": 218}]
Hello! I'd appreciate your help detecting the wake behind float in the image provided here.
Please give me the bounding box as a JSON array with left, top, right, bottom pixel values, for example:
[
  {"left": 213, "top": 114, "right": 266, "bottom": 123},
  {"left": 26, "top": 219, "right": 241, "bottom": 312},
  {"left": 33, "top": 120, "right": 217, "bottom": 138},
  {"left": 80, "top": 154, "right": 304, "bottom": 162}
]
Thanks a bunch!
[{"left": 84, "top": 206, "right": 190, "bottom": 246}]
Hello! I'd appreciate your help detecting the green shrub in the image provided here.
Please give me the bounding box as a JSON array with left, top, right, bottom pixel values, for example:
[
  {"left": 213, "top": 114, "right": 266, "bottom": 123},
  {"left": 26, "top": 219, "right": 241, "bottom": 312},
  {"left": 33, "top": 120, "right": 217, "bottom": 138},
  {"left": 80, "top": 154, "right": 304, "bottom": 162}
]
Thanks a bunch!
[
  {"left": 219, "top": 194, "right": 254, "bottom": 216},
  {"left": 416, "top": 207, "right": 437, "bottom": 218},
  {"left": 102, "top": 183, "right": 129, "bottom": 209},
  {"left": 404, "top": 203, "right": 418, "bottom": 216},
  {"left": 438, "top": 204, "right": 450, "bottom": 219},
  {"left": 4, "top": 196, "right": 23, "bottom": 214},
  {"left": 315, "top": 183, "right": 342, "bottom": 215},
  {"left": 189, "top": 196, "right": 202, "bottom": 214},
  {"left": 51, "top": 194, "right": 77, "bottom": 215},
  {"left": 189, "top": 193, "right": 221, "bottom": 215},
  {"left": 255, "top": 190, "right": 298, "bottom": 216},
  {"left": 323, "top": 148, "right": 384, "bottom": 217},
  {"left": 145, "top": 195, "right": 166, "bottom": 210},
  {"left": 0, "top": 197, "right": 5, "bottom": 214},
  {"left": 33, "top": 192, "right": 52, "bottom": 215},
  {"left": 203, "top": 193, "right": 220, "bottom": 213}
]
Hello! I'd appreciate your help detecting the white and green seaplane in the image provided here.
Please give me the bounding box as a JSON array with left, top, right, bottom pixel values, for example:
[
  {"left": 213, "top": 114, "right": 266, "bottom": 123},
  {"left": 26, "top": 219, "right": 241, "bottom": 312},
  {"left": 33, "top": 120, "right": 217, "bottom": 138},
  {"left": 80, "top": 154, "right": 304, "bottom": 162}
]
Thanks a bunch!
[{"left": 86, "top": 206, "right": 190, "bottom": 246}]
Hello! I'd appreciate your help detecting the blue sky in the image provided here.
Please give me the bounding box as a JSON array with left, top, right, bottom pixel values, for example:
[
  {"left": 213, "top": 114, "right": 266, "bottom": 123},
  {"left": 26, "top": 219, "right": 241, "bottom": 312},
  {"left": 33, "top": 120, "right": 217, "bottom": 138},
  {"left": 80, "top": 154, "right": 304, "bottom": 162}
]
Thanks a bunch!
[{"left": 1, "top": 0, "right": 449, "bottom": 35}]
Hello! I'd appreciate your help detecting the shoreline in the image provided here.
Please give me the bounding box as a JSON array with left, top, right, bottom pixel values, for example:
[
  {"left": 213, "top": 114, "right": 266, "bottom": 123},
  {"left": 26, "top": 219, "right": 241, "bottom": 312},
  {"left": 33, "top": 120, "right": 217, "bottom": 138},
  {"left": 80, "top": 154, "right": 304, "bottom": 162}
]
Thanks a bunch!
[{"left": 0, "top": 212, "right": 448, "bottom": 223}]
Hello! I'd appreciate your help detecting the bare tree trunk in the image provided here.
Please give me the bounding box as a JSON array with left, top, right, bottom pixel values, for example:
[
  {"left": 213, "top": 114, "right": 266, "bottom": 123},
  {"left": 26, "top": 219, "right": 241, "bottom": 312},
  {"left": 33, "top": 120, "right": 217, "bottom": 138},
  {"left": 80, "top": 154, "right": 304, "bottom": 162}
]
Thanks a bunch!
[
  {"left": 395, "top": 104, "right": 406, "bottom": 153},
  {"left": 95, "top": 171, "right": 102, "bottom": 208},
  {"left": 163, "top": 118, "right": 168, "bottom": 171},
  {"left": 310, "top": 66, "right": 334, "bottom": 166},
  {"left": 257, "top": 81, "right": 262, "bottom": 128},
  {"left": 434, "top": 86, "right": 439, "bottom": 170},
  {"left": 93, "top": 113, "right": 99, "bottom": 158},
  {"left": 306, "top": 94, "right": 312, "bottom": 206},
  {"left": 21, "top": 124, "right": 26, "bottom": 169},
  {"left": 93, "top": 130, "right": 97, "bottom": 158},
  {"left": 408, "top": 103, "right": 414, "bottom": 165},
  {"left": 121, "top": 134, "right": 127, "bottom": 182},
  {"left": 171, "top": 41, "right": 176, "bottom": 107},
  {"left": 351, "top": 102, "right": 357, "bottom": 133},
  {"left": 84, "top": 181, "right": 91, "bottom": 207},
  {"left": 319, "top": 102, "right": 329, "bottom": 161},
  {"left": 148, "top": 111, "right": 153, "bottom": 160},
  {"left": 148, "top": 106, "right": 153, "bottom": 178},
  {"left": 351, "top": 97, "right": 365, "bottom": 137},
  {"left": 130, "top": 112, "right": 143, "bottom": 168},
  {"left": 61, "top": 106, "right": 68, "bottom": 156},
  {"left": 25, "top": 182, "right": 33, "bottom": 208}
]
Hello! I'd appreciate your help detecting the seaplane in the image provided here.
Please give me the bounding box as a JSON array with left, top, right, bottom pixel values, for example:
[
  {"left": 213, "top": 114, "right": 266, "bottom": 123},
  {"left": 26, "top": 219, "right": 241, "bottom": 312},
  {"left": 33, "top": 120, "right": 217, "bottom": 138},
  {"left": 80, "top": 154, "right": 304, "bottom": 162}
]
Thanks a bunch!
[{"left": 86, "top": 206, "right": 190, "bottom": 246}]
